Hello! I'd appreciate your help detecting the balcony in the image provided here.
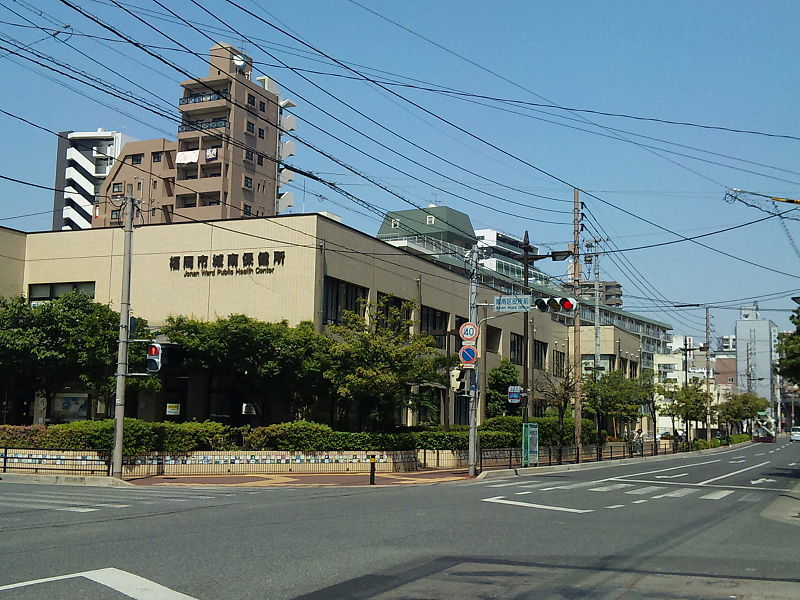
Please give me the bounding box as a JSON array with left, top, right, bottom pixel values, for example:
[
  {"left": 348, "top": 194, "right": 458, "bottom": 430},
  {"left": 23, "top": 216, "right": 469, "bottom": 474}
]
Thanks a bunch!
[
  {"left": 179, "top": 91, "right": 227, "bottom": 105},
  {"left": 178, "top": 118, "right": 229, "bottom": 133}
]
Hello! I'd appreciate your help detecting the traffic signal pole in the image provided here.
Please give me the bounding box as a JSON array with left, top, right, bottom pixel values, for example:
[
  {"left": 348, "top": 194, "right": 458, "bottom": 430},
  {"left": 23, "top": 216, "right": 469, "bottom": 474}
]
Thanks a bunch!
[
  {"left": 573, "top": 189, "right": 583, "bottom": 463},
  {"left": 112, "top": 196, "right": 135, "bottom": 478},
  {"left": 468, "top": 244, "right": 479, "bottom": 477}
]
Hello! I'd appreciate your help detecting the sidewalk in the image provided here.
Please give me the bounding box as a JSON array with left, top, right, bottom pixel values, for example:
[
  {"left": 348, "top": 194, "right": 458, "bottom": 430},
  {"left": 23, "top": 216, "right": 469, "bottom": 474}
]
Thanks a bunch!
[{"left": 127, "top": 466, "right": 473, "bottom": 487}]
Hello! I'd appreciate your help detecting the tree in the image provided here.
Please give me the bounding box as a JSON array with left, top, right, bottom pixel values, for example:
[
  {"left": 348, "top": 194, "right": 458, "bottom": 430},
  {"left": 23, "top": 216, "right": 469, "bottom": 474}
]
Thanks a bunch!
[
  {"left": 670, "top": 382, "right": 712, "bottom": 441},
  {"left": 717, "top": 391, "right": 768, "bottom": 434},
  {"left": 485, "top": 359, "right": 522, "bottom": 419},
  {"left": 777, "top": 307, "right": 800, "bottom": 384},
  {"left": 583, "top": 369, "right": 642, "bottom": 438},
  {"left": 535, "top": 362, "right": 577, "bottom": 462},
  {"left": 324, "top": 299, "right": 449, "bottom": 431}
]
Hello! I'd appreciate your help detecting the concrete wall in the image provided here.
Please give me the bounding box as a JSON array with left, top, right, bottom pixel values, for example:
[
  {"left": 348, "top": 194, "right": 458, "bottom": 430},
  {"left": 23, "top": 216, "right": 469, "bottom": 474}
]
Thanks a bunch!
[{"left": 0, "top": 227, "right": 26, "bottom": 298}]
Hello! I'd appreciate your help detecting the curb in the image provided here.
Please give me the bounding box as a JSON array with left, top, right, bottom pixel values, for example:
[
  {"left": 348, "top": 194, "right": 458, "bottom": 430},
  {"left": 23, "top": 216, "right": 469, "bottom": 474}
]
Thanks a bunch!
[
  {"left": 0, "top": 472, "right": 133, "bottom": 487},
  {"left": 476, "top": 441, "right": 753, "bottom": 480}
]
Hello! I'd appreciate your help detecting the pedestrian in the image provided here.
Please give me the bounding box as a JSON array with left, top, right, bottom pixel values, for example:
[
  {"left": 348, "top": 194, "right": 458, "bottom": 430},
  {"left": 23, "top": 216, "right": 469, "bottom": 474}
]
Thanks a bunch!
[{"left": 634, "top": 428, "right": 644, "bottom": 455}]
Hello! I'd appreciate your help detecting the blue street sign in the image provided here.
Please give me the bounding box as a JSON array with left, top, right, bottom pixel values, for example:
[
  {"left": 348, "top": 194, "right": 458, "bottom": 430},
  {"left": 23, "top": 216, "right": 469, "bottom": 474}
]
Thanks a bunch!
[
  {"left": 507, "top": 385, "right": 523, "bottom": 403},
  {"left": 458, "top": 345, "right": 478, "bottom": 364}
]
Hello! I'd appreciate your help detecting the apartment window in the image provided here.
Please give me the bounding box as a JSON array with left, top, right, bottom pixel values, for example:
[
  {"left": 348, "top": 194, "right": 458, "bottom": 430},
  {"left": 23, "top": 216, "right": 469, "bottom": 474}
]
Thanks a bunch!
[
  {"left": 256, "top": 182, "right": 261, "bottom": 193},
  {"left": 258, "top": 127, "right": 265, "bottom": 139},
  {"left": 126, "top": 183, "right": 133, "bottom": 195},
  {"left": 246, "top": 121, "right": 255, "bottom": 134},
  {"left": 245, "top": 149, "right": 254, "bottom": 161},
  {"left": 323, "top": 276, "right": 368, "bottom": 325},
  {"left": 131, "top": 154, "right": 143, "bottom": 165},
  {"left": 110, "top": 209, "right": 121, "bottom": 220},
  {"left": 136, "top": 181, "right": 142, "bottom": 191},
  {"left": 510, "top": 333, "right": 524, "bottom": 366},
  {"left": 257, "top": 154, "right": 264, "bottom": 166},
  {"left": 533, "top": 340, "right": 548, "bottom": 370},
  {"left": 153, "top": 180, "right": 158, "bottom": 189},
  {"left": 391, "top": 218, "right": 399, "bottom": 229},
  {"left": 728, "top": 376, "right": 734, "bottom": 383},
  {"left": 247, "top": 93, "right": 256, "bottom": 106},
  {"left": 243, "top": 204, "right": 252, "bottom": 215},
  {"left": 243, "top": 176, "right": 253, "bottom": 189},
  {"left": 420, "top": 305, "right": 448, "bottom": 349},
  {"left": 552, "top": 350, "right": 566, "bottom": 377},
  {"left": 112, "top": 183, "right": 123, "bottom": 193},
  {"left": 376, "top": 292, "right": 410, "bottom": 332},
  {"left": 259, "top": 100, "right": 265, "bottom": 111},
  {"left": 152, "top": 151, "right": 162, "bottom": 163},
  {"left": 426, "top": 215, "right": 435, "bottom": 225},
  {"left": 28, "top": 281, "right": 95, "bottom": 303}
]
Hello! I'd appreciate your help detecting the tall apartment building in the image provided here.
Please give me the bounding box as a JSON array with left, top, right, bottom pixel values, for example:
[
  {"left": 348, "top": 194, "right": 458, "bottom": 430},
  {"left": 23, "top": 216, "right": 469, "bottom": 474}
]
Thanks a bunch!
[
  {"left": 735, "top": 306, "right": 779, "bottom": 415},
  {"left": 93, "top": 44, "right": 296, "bottom": 227},
  {"left": 52, "top": 129, "right": 135, "bottom": 230}
]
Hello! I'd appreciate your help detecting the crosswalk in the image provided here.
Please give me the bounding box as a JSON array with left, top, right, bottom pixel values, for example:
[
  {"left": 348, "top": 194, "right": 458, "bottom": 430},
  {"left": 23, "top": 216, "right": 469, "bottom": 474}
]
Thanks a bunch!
[
  {"left": 479, "top": 477, "right": 771, "bottom": 513},
  {"left": 0, "top": 486, "right": 262, "bottom": 516}
]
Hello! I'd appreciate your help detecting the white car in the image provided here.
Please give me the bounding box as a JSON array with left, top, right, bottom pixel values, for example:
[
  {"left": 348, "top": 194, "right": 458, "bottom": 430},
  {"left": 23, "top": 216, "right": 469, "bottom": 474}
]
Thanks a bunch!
[{"left": 791, "top": 426, "right": 800, "bottom": 442}]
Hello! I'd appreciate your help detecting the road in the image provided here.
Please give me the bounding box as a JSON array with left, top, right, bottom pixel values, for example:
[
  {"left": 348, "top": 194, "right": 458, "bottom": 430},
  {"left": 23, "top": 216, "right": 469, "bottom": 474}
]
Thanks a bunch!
[{"left": 0, "top": 440, "right": 798, "bottom": 599}]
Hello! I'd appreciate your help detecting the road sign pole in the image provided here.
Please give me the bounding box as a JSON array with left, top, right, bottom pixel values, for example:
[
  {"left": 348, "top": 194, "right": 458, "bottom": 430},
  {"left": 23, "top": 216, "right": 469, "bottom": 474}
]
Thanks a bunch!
[{"left": 468, "top": 245, "right": 479, "bottom": 477}]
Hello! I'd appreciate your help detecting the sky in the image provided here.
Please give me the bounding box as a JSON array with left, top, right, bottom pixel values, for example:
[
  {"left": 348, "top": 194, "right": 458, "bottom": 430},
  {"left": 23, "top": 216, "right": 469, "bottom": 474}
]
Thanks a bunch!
[{"left": 1, "top": 0, "right": 799, "bottom": 341}]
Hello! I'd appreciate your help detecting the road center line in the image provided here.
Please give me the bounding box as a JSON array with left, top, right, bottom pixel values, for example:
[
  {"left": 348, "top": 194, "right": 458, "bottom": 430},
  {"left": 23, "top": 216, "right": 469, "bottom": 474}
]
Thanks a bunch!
[
  {"left": 696, "top": 461, "right": 770, "bottom": 485},
  {"left": 482, "top": 496, "right": 594, "bottom": 513}
]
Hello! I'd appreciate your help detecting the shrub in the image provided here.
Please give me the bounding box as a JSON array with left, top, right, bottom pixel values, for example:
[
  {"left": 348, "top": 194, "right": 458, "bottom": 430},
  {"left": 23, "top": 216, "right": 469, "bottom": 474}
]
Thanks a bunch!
[
  {"left": 480, "top": 416, "right": 522, "bottom": 434},
  {"left": 41, "top": 419, "right": 157, "bottom": 454},
  {"left": 730, "top": 433, "right": 751, "bottom": 444},
  {"left": 0, "top": 425, "right": 47, "bottom": 448},
  {"left": 154, "top": 421, "right": 238, "bottom": 453},
  {"left": 693, "top": 439, "right": 709, "bottom": 450},
  {"left": 244, "top": 420, "right": 334, "bottom": 452}
]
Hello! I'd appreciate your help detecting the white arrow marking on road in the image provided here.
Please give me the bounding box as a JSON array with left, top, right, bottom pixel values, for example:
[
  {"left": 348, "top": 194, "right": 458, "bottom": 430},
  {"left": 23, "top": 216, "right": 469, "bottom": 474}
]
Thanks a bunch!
[
  {"left": 750, "top": 478, "right": 776, "bottom": 485},
  {"left": 654, "top": 473, "right": 688, "bottom": 479},
  {"left": 789, "top": 462, "right": 797, "bottom": 467},
  {"left": 697, "top": 461, "right": 770, "bottom": 485},
  {"left": 482, "top": 496, "right": 594, "bottom": 513}
]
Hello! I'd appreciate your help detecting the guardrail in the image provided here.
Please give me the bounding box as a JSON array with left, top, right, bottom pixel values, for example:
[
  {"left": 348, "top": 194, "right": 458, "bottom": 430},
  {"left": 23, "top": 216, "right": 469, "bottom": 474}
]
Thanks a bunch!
[{"left": 1, "top": 447, "right": 110, "bottom": 476}]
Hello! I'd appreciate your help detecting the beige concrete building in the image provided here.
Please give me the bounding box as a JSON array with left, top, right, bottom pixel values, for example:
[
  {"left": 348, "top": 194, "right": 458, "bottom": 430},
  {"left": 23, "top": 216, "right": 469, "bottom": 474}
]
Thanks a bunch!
[{"left": 93, "top": 44, "right": 294, "bottom": 228}]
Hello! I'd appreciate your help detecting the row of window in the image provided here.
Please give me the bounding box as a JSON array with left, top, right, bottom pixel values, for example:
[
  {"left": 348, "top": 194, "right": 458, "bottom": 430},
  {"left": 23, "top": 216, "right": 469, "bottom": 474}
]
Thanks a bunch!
[
  {"left": 246, "top": 93, "right": 268, "bottom": 113},
  {"left": 244, "top": 149, "right": 267, "bottom": 166},
  {"left": 245, "top": 121, "right": 266, "bottom": 139},
  {"left": 29, "top": 281, "right": 95, "bottom": 302},
  {"left": 127, "top": 151, "right": 163, "bottom": 165},
  {"left": 111, "top": 179, "right": 159, "bottom": 195}
]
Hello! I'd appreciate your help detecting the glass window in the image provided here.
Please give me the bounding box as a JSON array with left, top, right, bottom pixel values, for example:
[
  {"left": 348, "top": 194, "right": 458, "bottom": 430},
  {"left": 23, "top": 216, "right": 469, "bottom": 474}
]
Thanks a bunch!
[
  {"left": 243, "top": 176, "right": 253, "bottom": 189},
  {"left": 510, "top": 333, "right": 524, "bottom": 366},
  {"left": 257, "top": 154, "right": 264, "bottom": 166},
  {"left": 485, "top": 325, "right": 501, "bottom": 354},
  {"left": 534, "top": 340, "right": 548, "bottom": 370},
  {"left": 391, "top": 219, "right": 399, "bottom": 228},
  {"left": 131, "top": 154, "right": 143, "bottom": 165},
  {"left": 243, "top": 204, "right": 252, "bottom": 215},
  {"left": 552, "top": 349, "right": 566, "bottom": 377},
  {"left": 376, "top": 292, "right": 410, "bottom": 332},
  {"left": 27, "top": 282, "right": 95, "bottom": 302},
  {"left": 245, "top": 149, "right": 254, "bottom": 161},
  {"left": 426, "top": 215, "right": 435, "bottom": 225},
  {"left": 136, "top": 181, "right": 142, "bottom": 191},
  {"left": 112, "top": 183, "right": 123, "bottom": 193},
  {"left": 152, "top": 151, "right": 162, "bottom": 163},
  {"left": 246, "top": 121, "right": 255, "bottom": 133},
  {"left": 258, "top": 128, "right": 265, "bottom": 139},
  {"left": 323, "top": 276, "right": 368, "bottom": 325},
  {"left": 259, "top": 100, "right": 266, "bottom": 111},
  {"left": 247, "top": 93, "right": 256, "bottom": 106},
  {"left": 420, "top": 305, "right": 448, "bottom": 349}
]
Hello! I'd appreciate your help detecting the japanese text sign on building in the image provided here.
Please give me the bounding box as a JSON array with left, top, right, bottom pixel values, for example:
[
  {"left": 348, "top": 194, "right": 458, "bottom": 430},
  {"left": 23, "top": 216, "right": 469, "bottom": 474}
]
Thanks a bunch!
[
  {"left": 169, "top": 250, "right": 286, "bottom": 278},
  {"left": 493, "top": 295, "right": 532, "bottom": 312}
]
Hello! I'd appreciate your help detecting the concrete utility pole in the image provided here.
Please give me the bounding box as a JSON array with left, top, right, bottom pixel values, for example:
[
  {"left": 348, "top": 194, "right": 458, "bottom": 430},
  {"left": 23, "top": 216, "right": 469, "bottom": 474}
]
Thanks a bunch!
[
  {"left": 705, "top": 307, "right": 712, "bottom": 442},
  {"left": 112, "top": 196, "right": 136, "bottom": 478},
  {"left": 468, "top": 244, "right": 479, "bottom": 477},
  {"left": 522, "top": 231, "right": 531, "bottom": 423},
  {"left": 590, "top": 239, "right": 601, "bottom": 375},
  {"left": 572, "top": 189, "right": 583, "bottom": 462}
]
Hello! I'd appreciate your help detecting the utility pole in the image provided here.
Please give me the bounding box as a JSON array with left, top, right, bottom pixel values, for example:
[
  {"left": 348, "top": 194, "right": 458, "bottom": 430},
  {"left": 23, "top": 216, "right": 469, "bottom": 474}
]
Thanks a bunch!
[
  {"left": 572, "top": 189, "right": 583, "bottom": 462},
  {"left": 522, "top": 231, "right": 531, "bottom": 423},
  {"left": 112, "top": 195, "right": 136, "bottom": 479},
  {"left": 468, "top": 244, "right": 479, "bottom": 477},
  {"left": 587, "top": 239, "right": 601, "bottom": 375},
  {"left": 705, "top": 307, "right": 712, "bottom": 442}
]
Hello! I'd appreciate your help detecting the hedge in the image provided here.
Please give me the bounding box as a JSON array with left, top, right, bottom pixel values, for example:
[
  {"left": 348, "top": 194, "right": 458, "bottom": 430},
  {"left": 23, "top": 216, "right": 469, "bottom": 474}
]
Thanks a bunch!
[
  {"left": 729, "top": 433, "right": 751, "bottom": 444},
  {"left": 479, "top": 416, "right": 598, "bottom": 446}
]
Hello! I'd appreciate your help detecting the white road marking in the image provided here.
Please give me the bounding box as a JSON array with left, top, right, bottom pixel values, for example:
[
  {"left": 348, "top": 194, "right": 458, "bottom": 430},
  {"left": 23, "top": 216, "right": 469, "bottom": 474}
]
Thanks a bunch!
[
  {"left": 732, "top": 456, "right": 746, "bottom": 459},
  {"left": 729, "top": 460, "right": 746, "bottom": 464},
  {"left": 654, "top": 473, "right": 688, "bottom": 479},
  {"left": 755, "top": 453, "right": 765, "bottom": 456},
  {"left": 750, "top": 477, "right": 776, "bottom": 485},
  {"left": 696, "top": 461, "right": 770, "bottom": 485},
  {"left": 700, "top": 490, "right": 735, "bottom": 500},
  {"left": 482, "top": 496, "right": 594, "bottom": 513},
  {"left": 0, "top": 495, "right": 129, "bottom": 509},
  {"left": 0, "top": 500, "right": 96, "bottom": 512},
  {"left": 632, "top": 499, "right": 649, "bottom": 504},
  {"left": 625, "top": 486, "right": 666, "bottom": 495},
  {"left": 514, "top": 491, "right": 533, "bottom": 495},
  {"left": 605, "top": 504, "right": 625, "bottom": 509},
  {"left": 486, "top": 482, "right": 526, "bottom": 488},
  {"left": 0, "top": 567, "right": 197, "bottom": 598},
  {"left": 589, "top": 483, "right": 635, "bottom": 492},
  {"left": 652, "top": 488, "right": 697, "bottom": 499}
]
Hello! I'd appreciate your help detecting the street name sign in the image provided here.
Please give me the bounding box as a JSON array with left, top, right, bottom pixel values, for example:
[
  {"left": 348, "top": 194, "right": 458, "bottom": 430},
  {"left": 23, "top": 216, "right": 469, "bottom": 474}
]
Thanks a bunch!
[
  {"left": 493, "top": 295, "right": 532, "bottom": 312},
  {"left": 507, "top": 385, "right": 523, "bottom": 403}
]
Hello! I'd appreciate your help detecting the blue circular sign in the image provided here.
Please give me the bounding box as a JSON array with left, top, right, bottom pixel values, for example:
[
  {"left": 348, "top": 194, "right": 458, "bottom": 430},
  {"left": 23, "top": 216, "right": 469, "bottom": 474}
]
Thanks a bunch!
[{"left": 459, "top": 346, "right": 478, "bottom": 364}]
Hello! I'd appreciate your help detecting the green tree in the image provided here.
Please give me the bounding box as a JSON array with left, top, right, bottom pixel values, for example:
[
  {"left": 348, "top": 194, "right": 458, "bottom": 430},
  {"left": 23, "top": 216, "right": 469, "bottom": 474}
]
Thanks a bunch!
[
  {"left": 583, "top": 369, "right": 642, "bottom": 438},
  {"left": 535, "top": 362, "right": 577, "bottom": 462},
  {"left": 324, "top": 299, "right": 449, "bottom": 431},
  {"left": 777, "top": 307, "right": 800, "bottom": 384},
  {"left": 637, "top": 369, "right": 659, "bottom": 441},
  {"left": 485, "top": 359, "right": 522, "bottom": 419},
  {"left": 717, "top": 392, "right": 768, "bottom": 434},
  {"left": 670, "top": 382, "right": 712, "bottom": 441}
]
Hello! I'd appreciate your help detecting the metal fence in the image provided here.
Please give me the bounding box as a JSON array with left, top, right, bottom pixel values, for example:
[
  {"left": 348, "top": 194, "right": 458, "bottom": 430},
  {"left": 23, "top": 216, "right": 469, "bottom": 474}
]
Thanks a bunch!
[{"left": 1, "top": 447, "right": 110, "bottom": 476}]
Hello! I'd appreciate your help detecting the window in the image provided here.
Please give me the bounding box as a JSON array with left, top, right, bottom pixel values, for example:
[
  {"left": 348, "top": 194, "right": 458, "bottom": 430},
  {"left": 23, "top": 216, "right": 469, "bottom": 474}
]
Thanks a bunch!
[
  {"left": 323, "top": 277, "right": 368, "bottom": 325},
  {"left": 28, "top": 281, "right": 95, "bottom": 303},
  {"left": 126, "top": 184, "right": 133, "bottom": 195},
  {"left": 110, "top": 209, "right": 121, "bottom": 220},
  {"left": 728, "top": 376, "right": 734, "bottom": 383},
  {"left": 243, "top": 176, "right": 253, "bottom": 189},
  {"left": 510, "top": 333, "right": 524, "bottom": 366},
  {"left": 245, "top": 149, "right": 254, "bottom": 161},
  {"left": 112, "top": 183, "right": 123, "bottom": 194},
  {"left": 426, "top": 215, "right": 435, "bottom": 225},
  {"left": 420, "top": 305, "right": 448, "bottom": 349},
  {"left": 391, "top": 218, "right": 399, "bottom": 229},
  {"left": 136, "top": 181, "right": 142, "bottom": 191},
  {"left": 257, "top": 154, "right": 264, "bottom": 166},
  {"left": 552, "top": 350, "right": 566, "bottom": 377},
  {"left": 377, "top": 292, "right": 410, "bottom": 332},
  {"left": 258, "top": 127, "right": 265, "bottom": 139},
  {"left": 534, "top": 340, "right": 548, "bottom": 370},
  {"left": 246, "top": 121, "right": 255, "bottom": 134},
  {"left": 485, "top": 325, "right": 501, "bottom": 354},
  {"left": 243, "top": 204, "right": 252, "bottom": 215},
  {"left": 131, "top": 154, "right": 143, "bottom": 165},
  {"left": 153, "top": 180, "right": 158, "bottom": 189},
  {"left": 152, "top": 151, "right": 162, "bottom": 163},
  {"left": 247, "top": 93, "right": 256, "bottom": 106},
  {"left": 259, "top": 100, "right": 265, "bottom": 111}
]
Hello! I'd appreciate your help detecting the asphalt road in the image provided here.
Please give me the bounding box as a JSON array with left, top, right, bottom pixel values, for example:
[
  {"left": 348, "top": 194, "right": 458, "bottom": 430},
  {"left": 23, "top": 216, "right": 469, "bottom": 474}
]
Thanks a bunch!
[{"left": 0, "top": 440, "right": 798, "bottom": 599}]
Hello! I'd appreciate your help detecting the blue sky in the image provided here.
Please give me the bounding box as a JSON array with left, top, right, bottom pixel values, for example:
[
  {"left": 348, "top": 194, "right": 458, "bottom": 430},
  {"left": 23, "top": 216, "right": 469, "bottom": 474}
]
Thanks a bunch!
[{"left": 1, "top": 1, "right": 799, "bottom": 339}]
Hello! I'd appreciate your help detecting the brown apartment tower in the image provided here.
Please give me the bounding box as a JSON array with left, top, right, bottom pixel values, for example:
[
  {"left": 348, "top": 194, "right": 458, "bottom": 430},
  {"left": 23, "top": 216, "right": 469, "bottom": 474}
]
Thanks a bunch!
[{"left": 93, "top": 44, "right": 296, "bottom": 227}]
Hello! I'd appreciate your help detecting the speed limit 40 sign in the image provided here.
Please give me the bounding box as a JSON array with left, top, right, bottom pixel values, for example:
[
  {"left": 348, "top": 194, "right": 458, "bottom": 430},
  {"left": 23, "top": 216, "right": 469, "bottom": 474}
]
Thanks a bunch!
[{"left": 459, "top": 321, "right": 478, "bottom": 341}]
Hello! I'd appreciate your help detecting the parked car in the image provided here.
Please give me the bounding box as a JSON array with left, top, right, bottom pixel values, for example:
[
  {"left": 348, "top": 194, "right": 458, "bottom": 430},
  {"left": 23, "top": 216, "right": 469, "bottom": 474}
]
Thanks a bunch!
[{"left": 790, "top": 426, "right": 800, "bottom": 442}]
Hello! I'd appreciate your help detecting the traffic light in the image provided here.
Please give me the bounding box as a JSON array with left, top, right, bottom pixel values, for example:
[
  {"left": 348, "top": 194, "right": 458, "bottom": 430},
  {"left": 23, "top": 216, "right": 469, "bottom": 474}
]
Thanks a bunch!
[
  {"left": 146, "top": 342, "right": 162, "bottom": 373},
  {"left": 534, "top": 297, "right": 576, "bottom": 313},
  {"left": 449, "top": 368, "right": 468, "bottom": 395}
]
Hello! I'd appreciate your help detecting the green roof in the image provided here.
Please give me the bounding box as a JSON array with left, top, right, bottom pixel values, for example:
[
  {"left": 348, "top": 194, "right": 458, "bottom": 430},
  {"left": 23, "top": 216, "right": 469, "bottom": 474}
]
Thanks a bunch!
[{"left": 377, "top": 206, "right": 476, "bottom": 248}]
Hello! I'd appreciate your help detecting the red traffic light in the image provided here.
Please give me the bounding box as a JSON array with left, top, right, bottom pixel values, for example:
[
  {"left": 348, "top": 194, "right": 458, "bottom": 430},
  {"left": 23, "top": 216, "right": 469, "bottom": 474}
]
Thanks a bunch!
[
  {"left": 147, "top": 344, "right": 161, "bottom": 356},
  {"left": 560, "top": 298, "right": 575, "bottom": 311}
]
